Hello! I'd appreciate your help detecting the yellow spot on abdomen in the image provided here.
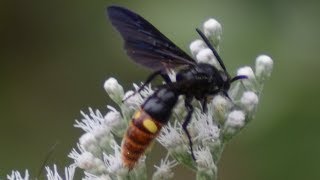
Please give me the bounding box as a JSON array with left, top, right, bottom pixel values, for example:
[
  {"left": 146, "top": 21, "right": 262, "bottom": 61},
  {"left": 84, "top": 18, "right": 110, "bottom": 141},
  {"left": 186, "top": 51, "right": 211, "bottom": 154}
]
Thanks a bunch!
[
  {"left": 143, "top": 119, "right": 158, "bottom": 134},
  {"left": 133, "top": 111, "right": 141, "bottom": 119}
]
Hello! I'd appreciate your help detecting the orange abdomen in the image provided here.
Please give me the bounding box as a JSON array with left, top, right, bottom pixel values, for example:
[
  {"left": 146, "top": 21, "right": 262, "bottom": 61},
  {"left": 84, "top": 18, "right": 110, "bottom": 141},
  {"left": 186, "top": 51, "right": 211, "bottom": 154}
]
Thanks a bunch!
[{"left": 121, "top": 109, "right": 163, "bottom": 169}]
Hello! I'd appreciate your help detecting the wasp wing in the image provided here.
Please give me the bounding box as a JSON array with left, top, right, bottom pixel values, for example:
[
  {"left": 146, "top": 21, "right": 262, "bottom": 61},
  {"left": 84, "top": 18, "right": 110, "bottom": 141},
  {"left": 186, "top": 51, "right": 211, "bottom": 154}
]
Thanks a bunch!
[{"left": 107, "top": 6, "right": 196, "bottom": 72}]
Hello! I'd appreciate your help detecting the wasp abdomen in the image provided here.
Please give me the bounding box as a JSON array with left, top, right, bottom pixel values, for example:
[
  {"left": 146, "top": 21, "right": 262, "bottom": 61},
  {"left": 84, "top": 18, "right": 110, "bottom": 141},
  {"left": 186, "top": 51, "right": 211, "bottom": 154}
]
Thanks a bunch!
[
  {"left": 121, "top": 109, "right": 163, "bottom": 169},
  {"left": 122, "top": 88, "right": 178, "bottom": 169}
]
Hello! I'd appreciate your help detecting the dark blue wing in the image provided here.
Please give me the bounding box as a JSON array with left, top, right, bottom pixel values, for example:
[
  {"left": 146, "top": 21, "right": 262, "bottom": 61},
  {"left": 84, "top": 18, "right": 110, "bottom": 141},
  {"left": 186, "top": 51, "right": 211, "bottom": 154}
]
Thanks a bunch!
[{"left": 107, "top": 6, "right": 196, "bottom": 72}]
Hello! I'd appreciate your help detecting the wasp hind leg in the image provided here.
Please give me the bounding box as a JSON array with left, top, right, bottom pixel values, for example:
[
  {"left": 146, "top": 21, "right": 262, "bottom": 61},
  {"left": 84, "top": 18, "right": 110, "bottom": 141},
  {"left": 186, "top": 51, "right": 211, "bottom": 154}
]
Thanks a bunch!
[
  {"left": 182, "top": 96, "right": 196, "bottom": 160},
  {"left": 122, "top": 70, "right": 171, "bottom": 102},
  {"left": 200, "top": 98, "right": 208, "bottom": 113}
]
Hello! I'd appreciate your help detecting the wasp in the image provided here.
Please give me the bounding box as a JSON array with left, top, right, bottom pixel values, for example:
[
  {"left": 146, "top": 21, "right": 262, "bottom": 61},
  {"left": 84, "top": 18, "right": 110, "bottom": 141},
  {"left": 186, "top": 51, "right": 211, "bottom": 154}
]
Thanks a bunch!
[{"left": 107, "top": 6, "right": 247, "bottom": 169}]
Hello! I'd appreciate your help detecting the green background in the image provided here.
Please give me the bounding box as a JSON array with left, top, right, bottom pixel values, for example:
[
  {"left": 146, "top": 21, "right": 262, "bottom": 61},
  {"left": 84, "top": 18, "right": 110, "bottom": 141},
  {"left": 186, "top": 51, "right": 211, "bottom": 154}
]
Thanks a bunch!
[{"left": 1, "top": 0, "right": 319, "bottom": 179}]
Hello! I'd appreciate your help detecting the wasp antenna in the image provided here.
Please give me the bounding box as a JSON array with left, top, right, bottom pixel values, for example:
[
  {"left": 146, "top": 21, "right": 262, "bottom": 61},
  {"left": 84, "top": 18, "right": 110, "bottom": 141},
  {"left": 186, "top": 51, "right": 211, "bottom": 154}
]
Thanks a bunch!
[
  {"left": 230, "top": 75, "right": 248, "bottom": 83},
  {"left": 196, "top": 28, "right": 227, "bottom": 72}
]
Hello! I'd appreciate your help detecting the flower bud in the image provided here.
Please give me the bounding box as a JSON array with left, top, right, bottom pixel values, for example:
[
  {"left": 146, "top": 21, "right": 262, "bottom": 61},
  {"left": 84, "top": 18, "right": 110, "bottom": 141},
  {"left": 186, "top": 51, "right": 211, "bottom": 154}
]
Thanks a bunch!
[
  {"left": 203, "top": 18, "right": 222, "bottom": 48},
  {"left": 211, "top": 95, "right": 232, "bottom": 124},
  {"left": 240, "top": 91, "right": 259, "bottom": 112},
  {"left": 104, "top": 77, "right": 124, "bottom": 104},
  {"left": 223, "top": 110, "right": 246, "bottom": 140},
  {"left": 237, "top": 66, "right": 257, "bottom": 90},
  {"left": 190, "top": 39, "right": 206, "bottom": 57},
  {"left": 196, "top": 48, "right": 220, "bottom": 69},
  {"left": 255, "top": 55, "right": 273, "bottom": 81}
]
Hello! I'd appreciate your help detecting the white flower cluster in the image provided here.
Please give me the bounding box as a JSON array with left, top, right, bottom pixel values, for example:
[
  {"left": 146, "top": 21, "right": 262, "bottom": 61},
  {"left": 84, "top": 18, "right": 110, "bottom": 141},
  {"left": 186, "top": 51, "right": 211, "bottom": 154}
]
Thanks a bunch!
[
  {"left": 5, "top": 18, "right": 273, "bottom": 180},
  {"left": 7, "top": 165, "right": 75, "bottom": 180},
  {"left": 155, "top": 19, "right": 273, "bottom": 180},
  {"left": 67, "top": 79, "right": 175, "bottom": 180},
  {"left": 72, "top": 19, "right": 273, "bottom": 179}
]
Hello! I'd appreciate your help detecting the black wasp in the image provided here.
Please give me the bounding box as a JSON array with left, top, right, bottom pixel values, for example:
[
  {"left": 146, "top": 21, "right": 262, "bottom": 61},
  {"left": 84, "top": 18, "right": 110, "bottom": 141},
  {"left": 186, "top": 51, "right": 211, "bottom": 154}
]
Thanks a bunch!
[{"left": 107, "top": 6, "right": 247, "bottom": 169}]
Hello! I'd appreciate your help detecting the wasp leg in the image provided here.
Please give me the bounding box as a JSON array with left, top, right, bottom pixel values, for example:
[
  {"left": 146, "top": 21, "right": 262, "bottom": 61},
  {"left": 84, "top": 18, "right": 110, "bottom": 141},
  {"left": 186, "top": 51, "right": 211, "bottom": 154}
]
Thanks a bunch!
[
  {"left": 161, "top": 73, "right": 171, "bottom": 83},
  {"left": 201, "top": 98, "right": 208, "bottom": 113},
  {"left": 182, "top": 96, "right": 196, "bottom": 160},
  {"left": 123, "top": 70, "right": 166, "bottom": 102}
]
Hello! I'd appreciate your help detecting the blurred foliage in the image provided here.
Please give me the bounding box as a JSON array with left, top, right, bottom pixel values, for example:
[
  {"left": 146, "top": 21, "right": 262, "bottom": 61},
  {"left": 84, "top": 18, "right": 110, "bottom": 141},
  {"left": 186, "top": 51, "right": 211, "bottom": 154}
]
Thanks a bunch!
[{"left": 1, "top": 0, "right": 320, "bottom": 179}]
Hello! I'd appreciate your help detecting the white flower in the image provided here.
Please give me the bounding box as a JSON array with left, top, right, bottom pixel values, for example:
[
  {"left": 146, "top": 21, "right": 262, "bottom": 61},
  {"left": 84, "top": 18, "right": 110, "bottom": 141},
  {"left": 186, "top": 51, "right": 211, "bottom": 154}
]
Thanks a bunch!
[
  {"left": 192, "top": 109, "right": 220, "bottom": 145},
  {"left": 157, "top": 122, "right": 185, "bottom": 150},
  {"left": 7, "top": 170, "right": 29, "bottom": 180},
  {"left": 79, "top": 133, "right": 101, "bottom": 155},
  {"left": 152, "top": 154, "right": 178, "bottom": 180},
  {"left": 83, "top": 172, "right": 112, "bottom": 180},
  {"left": 157, "top": 122, "right": 197, "bottom": 168},
  {"left": 103, "top": 143, "right": 128, "bottom": 175},
  {"left": 240, "top": 91, "right": 259, "bottom": 112},
  {"left": 45, "top": 164, "right": 76, "bottom": 180},
  {"left": 123, "top": 90, "right": 143, "bottom": 108},
  {"left": 255, "top": 55, "right": 273, "bottom": 81},
  {"left": 190, "top": 39, "right": 206, "bottom": 57},
  {"left": 104, "top": 77, "right": 124, "bottom": 104},
  {"left": 75, "top": 108, "right": 105, "bottom": 133},
  {"left": 69, "top": 144, "right": 107, "bottom": 175},
  {"left": 75, "top": 108, "right": 116, "bottom": 153},
  {"left": 104, "top": 106, "right": 121, "bottom": 126},
  {"left": 133, "top": 83, "right": 154, "bottom": 99},
  {"left": 103, "top": 105, "right": 126, "bottom": 137},
  {"left": 195, "top": 147, "right": 216, "bottom": 173}
]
